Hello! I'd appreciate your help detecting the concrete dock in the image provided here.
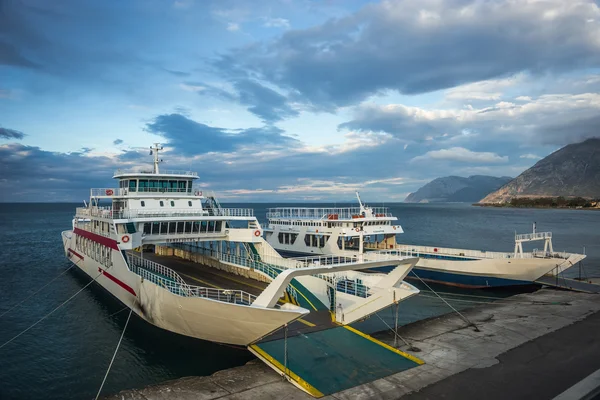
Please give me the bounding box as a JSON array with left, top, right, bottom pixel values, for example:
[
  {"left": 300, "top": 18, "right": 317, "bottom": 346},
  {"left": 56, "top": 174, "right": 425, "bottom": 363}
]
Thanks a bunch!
[{"left": 104, "top": 288, "right": 600, "bottom": 400}]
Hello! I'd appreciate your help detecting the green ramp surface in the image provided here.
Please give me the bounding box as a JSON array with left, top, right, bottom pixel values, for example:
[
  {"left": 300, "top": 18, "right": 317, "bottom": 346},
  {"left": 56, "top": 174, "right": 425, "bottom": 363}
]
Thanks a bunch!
[{"left": 251, "top": 326, "right": 422, "bottom": 396}]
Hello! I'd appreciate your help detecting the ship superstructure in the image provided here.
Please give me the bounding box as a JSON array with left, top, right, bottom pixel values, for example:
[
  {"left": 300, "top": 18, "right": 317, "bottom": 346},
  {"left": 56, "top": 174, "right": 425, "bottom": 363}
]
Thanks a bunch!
[{"left": 61, "top": 146, "right": 421, "bottom": 348}]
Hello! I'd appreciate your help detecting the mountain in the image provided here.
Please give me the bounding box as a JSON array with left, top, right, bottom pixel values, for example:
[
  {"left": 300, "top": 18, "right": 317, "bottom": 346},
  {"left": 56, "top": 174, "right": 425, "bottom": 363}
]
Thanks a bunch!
[
  {"left": 404, "top": 175, "right": 512, "bottom": 203},
  {"left": 480, "top": 138, "right": 600, "bottom": 203}
]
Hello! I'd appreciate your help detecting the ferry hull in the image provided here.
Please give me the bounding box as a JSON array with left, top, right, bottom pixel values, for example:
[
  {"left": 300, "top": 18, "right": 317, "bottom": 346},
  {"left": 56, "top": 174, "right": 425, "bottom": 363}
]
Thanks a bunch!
[
  {"left": 61, "top": 230, "right": 307, "bottom": 346},
  {"left": 373, "top": 257, "right": 564, "bottom": 289}
]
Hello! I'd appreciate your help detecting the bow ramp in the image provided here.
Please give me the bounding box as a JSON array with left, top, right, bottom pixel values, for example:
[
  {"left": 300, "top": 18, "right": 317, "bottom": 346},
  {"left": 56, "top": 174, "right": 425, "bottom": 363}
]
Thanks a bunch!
[
  {"left": 249, "top": 320, "right": 423, "bottom": 397},
  {"left": 248, "top": 256, "right": 424, "bottom": 397}
]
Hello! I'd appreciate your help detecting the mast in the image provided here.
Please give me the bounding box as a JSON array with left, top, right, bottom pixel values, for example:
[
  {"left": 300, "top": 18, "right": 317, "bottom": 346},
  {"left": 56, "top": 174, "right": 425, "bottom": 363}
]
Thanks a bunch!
[
  {"left": 150, "top": 143, "right": 163, "bottom": 174},
  {"left": 356, "top": 191, "right": 364, "bottom": 213}
]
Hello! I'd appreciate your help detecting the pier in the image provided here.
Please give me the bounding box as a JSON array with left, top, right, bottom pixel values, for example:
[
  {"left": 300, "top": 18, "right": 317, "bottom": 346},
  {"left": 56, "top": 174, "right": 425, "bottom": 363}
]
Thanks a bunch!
[{"left": 103, "top": 287, "right": 600, "bottom": 400}]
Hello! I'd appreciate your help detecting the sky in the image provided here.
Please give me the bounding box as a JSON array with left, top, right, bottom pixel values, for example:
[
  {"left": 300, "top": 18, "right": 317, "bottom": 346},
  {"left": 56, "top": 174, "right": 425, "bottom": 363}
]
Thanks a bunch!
[{"left": 1, "top": 0, "right": 600, "bottom": 202}]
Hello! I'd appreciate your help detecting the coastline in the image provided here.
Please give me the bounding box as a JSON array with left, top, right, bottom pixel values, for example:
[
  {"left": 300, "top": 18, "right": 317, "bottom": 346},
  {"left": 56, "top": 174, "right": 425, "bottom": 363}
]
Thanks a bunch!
[{"left": 473, "top": 203, "right": 600, "bottom": 210}]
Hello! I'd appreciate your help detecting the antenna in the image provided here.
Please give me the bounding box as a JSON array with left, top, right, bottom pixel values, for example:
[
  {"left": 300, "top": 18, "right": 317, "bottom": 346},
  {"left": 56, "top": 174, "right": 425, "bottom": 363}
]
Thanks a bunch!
[{"left": 150, "top": 143, "right": 164, "bottom": 174}]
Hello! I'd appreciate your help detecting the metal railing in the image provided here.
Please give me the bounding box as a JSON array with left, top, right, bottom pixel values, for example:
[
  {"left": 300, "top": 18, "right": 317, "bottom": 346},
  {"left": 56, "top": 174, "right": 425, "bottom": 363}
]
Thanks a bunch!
[
  {"left": 91, "top": 187, "right": 204, "bottom": 196},
  {"left": 75, "top": 206, "right": 254, "bottom": 220},
  {"left": 515, "top": 232, "right": 552, "bottom": 241},
  {"left": 267, "top": 207, "right": 392, "bottom": 220},
  {"left": 393, "top": 245, "right": 570, "bottom": 260},
  {"left": 127, "top": 253, "right": 256, "bottom": 305},
  {"left": 114, "top": 169, "right": 198, "bottom": 176}
]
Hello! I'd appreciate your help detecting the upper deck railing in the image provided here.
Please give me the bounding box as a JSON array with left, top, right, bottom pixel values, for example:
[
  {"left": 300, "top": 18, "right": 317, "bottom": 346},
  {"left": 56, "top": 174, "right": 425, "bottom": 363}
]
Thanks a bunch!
[
  {"left": 90, "top": 188, "right": 205, "bottom": 197},
  {"left": 515, "top": 232, "right": 552, "bottom": 241},
  {"left": 266, "top": 207, "right": 392, "bottom": 220},
  {"left": 114, "top": 169, "right": 198, "bottom": 177},
  {"left": 76, "top": 206, "right": 254, "bottom": 220}
]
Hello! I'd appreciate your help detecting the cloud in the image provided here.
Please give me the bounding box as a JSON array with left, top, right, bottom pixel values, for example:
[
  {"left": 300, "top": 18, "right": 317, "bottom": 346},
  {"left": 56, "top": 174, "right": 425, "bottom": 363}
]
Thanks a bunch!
[
  {"left": 340, "top": 92, "right": 600, "bottom": 146},
  {"left": 213, "top": 0, "right": 600, "bottom": 108},
  {"left": 227, "top": 22, "right": 240, "bottom": 32},
  {"left": 520, "top": 153, "right": 541, "bottom": 160},
  {"left": 411, "top": 147, "right": 509, "bottom": 164},
  {"left": 263, "top": 17, "right": 290, "bottom": 29},
  {"left": 113, "top": 139, "right": 123, "bottom": 145},
  {"left": 189, "top": 79, "right": 299, "bottom": 122},
  {"left": 0, "top": 127, "right": 25, "bottom": 140},
  {"left": 144, "top": 113, "right": 300, "bottom": 155}
]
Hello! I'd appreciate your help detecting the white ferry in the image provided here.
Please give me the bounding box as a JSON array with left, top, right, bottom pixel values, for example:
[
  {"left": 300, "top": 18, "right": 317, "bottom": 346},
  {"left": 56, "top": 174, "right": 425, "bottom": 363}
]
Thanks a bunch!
[
  {"left": 265, "top": 193, "right": 587, "bottom": 289},
  {"left": 61, "top": 146, "right": 420, "bottom": 346}
]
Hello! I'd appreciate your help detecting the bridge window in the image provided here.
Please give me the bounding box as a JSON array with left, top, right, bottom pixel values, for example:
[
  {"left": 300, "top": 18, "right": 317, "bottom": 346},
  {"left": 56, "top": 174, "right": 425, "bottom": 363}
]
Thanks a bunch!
[
  {"left": 168, "top": 222, "right": 176, "bottom": 234},
  {"left": 152, "top": 222, "right": 160, "bottom": 234},
  {"left": 215, "top": 221, "right": 222, "bottom": 231},
  {"left": 192, "top": 221, "right": 200, "bottom": 233},
  {"left": 160, "top": 181, "right": 169, "bottom": 191},
  {"left": 129, "top": 180, "right": 137, "bottom": 192},
  {"left": 160, "top": 222, "right": 168, "bottom": 234},
  {"left": 201, "top": 221, "right": 207, "bottom": 232},
  {"left": 185, "top": 221, "right": 192, "bottom": 233},
  {"left": 149, "top": 180, "right": 158, "bottom": 192},
  {"left": 177, "top": 222, "right": 184, "bottom": 233},
  {"left": 208, "top": 221, "right": 215, "bottom": 232},
  {"left": 178, "top": 181, "right": 186, "bottom": 192},
  {"left": 143, "top": 223, "right": 151, "bottom": 234},
  {"left": 169, "top": 180, "right": 177, "bottom": 191},
  {"left": 138, "top": 180, "right": 148, "bottom": 192}
]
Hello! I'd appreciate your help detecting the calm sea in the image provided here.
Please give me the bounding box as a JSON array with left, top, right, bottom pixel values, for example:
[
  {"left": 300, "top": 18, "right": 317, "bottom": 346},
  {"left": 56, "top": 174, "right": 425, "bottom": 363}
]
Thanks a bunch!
[{"left": 0, "top": 202, "right": 598, "bottom": 399}]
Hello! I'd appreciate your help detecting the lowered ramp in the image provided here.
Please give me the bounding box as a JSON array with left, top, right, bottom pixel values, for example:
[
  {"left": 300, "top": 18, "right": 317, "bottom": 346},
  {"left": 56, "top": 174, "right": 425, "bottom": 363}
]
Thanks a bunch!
[
  {"left": 249, "top": 325, "right": 423, "bottom": 397},
  {"left": 535, "top": 275, "right": 600, "bottom": 294}
]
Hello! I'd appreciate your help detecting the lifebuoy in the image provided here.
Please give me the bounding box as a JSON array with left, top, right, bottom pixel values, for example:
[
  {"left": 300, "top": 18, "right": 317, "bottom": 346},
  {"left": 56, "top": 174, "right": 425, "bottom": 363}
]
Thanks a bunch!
[
  {"left": 105, "top": 189, "right": 114, "bottom": 196},
  {"left": 195, "top": 191, "right": 203, "bottom": 196},
  {"left": 254, "top": 230, "right": 261, "bottom": 237},
  {"left": 122, "top": 235, "right": 130, "bottom": 243},
  {"left": 355, "top": 228, "right": 360, "bottom": 232},
  {"left": 434, "top": 248, "right": 438, "bottom": 252},
  {"left": 393, "top": 226, "right": 397, "bottom": 230},
  {"left": 316, "top": 229, "right": 319, "bottom": 233}
]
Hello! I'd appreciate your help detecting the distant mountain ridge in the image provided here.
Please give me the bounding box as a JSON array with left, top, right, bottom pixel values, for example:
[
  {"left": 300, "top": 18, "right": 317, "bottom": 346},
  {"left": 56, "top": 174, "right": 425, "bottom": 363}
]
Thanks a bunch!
[
  {"left": 405, "top": 175, "right": 512, "bottom": 203},
  {"left": 480, "top": 138, "right": 600, "bottom": 203}
]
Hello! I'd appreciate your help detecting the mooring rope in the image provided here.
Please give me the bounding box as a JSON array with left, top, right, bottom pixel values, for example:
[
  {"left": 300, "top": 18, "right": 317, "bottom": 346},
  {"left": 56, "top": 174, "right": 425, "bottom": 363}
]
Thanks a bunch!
[
  {"left": 411, "top": 271, "right": 480, "bottom": 332},
  {"left": 374, "top": 311, "right": 414, "bottom": 350},
  {"left": 0, "top": 264, "right": 76, "bottom": 318},
  {"left": 0, "top": 270, "right": 103, "bottom": 350},
  {"left": 94, "top": 307, "right": 134, "bottom": 400}
]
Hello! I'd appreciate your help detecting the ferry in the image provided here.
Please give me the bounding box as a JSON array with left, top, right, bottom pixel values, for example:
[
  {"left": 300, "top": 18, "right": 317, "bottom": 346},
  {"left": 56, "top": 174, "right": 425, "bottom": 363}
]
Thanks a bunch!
[
  {"left": 61, "top": 145, "right": 421, "bottom": 346},
  {"left": 264, "top": 193, "right": 587, "bottom": 289}
]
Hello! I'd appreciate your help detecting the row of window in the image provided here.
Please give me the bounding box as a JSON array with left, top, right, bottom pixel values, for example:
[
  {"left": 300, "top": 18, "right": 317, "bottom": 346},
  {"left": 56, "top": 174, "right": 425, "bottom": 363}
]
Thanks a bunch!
[
  {"left": 75, "top": 235, "right": 113, "bottom": 267},
  {"left": 304, "top": 234, "right": 330, "bottom": 248},
  {"left": 119, "top": 179, "right": 193, "bottom": 193},
  {"left": 142, "top": 220, "right": 223, "bottom": 235},
  {"left": 278, "top": 232, "right": 298, "bottom": 245},
  {"left": 271, "top": 220, "right": 392, "bottom": 228},
  {"left": 139, "top": 200, "right": 194, "bottom": 207}
]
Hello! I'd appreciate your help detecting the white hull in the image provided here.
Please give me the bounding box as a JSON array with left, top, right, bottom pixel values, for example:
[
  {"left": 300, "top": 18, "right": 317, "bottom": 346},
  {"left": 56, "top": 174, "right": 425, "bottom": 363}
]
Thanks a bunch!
[{"left": 62, "top": 230, "right": 306, "bottom": 346}]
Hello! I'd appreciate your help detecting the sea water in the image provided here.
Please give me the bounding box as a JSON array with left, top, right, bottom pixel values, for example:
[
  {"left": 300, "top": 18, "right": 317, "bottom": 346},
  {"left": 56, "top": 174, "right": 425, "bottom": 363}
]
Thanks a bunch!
[{"left": 0, "top": 202, "right": 597, "bottom": 399}]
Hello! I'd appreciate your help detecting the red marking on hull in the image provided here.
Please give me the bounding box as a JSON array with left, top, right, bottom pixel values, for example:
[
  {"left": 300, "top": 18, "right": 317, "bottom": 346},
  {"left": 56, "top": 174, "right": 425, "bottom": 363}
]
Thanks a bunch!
[
  {"left": 74, "top": 227, "right": 119, "bottom": 250},
  {"left": 68, "top": 248, "right": 84, "bottom": 260},
  {"left": 98, "top": 268, "right": 136, "bottom": 296}
]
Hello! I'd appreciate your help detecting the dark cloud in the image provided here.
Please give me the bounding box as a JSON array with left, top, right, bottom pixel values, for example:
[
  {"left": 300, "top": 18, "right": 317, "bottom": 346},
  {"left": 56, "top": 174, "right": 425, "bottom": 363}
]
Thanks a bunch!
[
  {"left": 190, "top": 79, "right": 298, "bottom": 122},
  {"left": 0, "top": 127, "right": 25, "bottom": 140},
  {"left": 144, "top": 113, "right": 300, "bottom": 155},
  {"left": 113, "top": 139, "right": 123, "bottom": 145},
  {"left": 213, "top": 0, "right": 600, "bottom": 108}
]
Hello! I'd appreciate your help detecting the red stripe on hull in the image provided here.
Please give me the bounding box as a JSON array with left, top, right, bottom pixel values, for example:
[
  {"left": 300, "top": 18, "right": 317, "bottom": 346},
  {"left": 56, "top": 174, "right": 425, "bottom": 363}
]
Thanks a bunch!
[
  {"left": 68, "top": 248, "right": 84, "bottom": 260},
  {"left": 98, "top": 268, "right": 136, "bottom": 296},
  {"left": 74, "top": 227, "right": 119, "bottom": 250}
]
